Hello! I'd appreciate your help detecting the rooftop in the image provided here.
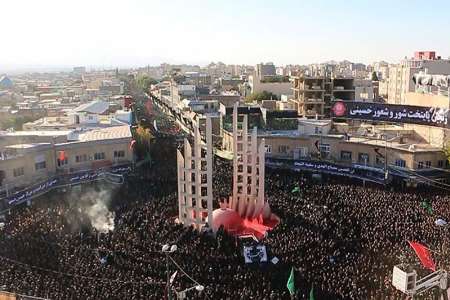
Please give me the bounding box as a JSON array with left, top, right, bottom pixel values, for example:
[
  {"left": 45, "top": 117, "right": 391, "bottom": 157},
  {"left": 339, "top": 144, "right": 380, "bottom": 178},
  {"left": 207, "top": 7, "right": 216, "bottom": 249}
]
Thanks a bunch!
[
  {"left": 72, "top": 100, "right": 109, "bottom": 114},
  {"left": 1, "top": 130, "right": 74, "bottom": 137},
  {"left": 77, "top": 125, "right": 131, "bottom": 142},
  {"left": 5, "top": 143, "right": 52, "bottom": 150},
  {"left": 298, "top": 119, "right": 332, "bottom": 126},
  {"left": 346, "top": 136, "right": 442, "bottom": 153}
]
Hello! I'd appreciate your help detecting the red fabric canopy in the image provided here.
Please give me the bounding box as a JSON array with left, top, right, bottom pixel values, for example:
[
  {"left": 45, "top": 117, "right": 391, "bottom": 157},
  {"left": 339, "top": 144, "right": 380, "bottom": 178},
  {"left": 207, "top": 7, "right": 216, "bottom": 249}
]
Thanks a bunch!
[{"left": 212, "top": 208, "right": 279, "bottom": 240}]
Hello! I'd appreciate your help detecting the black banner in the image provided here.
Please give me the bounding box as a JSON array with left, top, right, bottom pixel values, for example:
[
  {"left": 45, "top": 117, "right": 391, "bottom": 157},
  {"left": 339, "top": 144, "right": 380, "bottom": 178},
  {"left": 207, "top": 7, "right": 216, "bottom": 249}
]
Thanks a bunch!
[
  {"left": 331, "top": 101, "right": 449, "bottom": 128},
  {"left": 4, "top": 165, "right": 131, "bottom": 206},
  {"left": 266, "top": 158, "right": 386, "bottom": 184},
  {"left": 293, "top": 160, "right": 354, "bottom": 175}
]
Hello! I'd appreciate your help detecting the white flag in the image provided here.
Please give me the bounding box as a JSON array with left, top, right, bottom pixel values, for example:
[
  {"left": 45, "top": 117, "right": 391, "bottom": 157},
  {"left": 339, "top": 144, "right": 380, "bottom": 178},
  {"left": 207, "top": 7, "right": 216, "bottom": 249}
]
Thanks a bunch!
[{"left": 170, "top": 271, "right": 177, "bottom": 285}]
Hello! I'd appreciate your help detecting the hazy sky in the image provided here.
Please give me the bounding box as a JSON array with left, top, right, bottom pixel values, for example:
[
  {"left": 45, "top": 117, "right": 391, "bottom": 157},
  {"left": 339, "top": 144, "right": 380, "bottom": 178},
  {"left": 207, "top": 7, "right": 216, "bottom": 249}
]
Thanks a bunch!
[{"left": 2, "top": 0, "right": 450, "bottom": 69}]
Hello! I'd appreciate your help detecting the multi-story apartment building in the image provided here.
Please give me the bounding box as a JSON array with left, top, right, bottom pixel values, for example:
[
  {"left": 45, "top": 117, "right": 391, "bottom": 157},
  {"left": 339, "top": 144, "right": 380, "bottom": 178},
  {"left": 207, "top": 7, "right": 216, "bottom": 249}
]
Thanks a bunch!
[
  {"left": 256, "top": 63, "right": 276, "bottom": 78},
  {"left": 373, "top": 61, "right": 389, "bottom": 80},
  {"left": 354, "top": 79, "right": 375, "bottom": 101},
  {"left": 388, "top": 52, "right": 450, "bottom": 104},
  {"left": 291, "top": 76, "right": 355, "bottom": 118},
  {"left": 248, "top": 74, "right": 292, "bottom": 97},
  {"left": 184, "top": 72, "right": 212, "bottom": 87}
]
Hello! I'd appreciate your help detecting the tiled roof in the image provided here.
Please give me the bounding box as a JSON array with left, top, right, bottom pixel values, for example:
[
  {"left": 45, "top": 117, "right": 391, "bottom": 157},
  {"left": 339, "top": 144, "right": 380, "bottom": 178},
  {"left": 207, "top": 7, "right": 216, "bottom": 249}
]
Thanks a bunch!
[{"left": 73, "top": 100, "right": 109, "bottom": 114}]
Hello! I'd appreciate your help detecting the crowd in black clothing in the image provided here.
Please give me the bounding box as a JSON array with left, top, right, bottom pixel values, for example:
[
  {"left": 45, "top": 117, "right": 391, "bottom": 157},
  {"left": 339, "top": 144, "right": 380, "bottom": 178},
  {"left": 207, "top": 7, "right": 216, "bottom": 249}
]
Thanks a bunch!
[{"left": 0, "top": 156, "right": 449, "bottom": 300}]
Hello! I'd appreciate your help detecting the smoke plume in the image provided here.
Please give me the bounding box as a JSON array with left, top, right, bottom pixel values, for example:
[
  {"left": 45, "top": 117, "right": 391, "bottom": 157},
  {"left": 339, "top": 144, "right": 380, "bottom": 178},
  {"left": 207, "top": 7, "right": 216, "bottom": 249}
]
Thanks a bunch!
[{"left": 70, "top": 188, "right": 116, "bottom": 233}]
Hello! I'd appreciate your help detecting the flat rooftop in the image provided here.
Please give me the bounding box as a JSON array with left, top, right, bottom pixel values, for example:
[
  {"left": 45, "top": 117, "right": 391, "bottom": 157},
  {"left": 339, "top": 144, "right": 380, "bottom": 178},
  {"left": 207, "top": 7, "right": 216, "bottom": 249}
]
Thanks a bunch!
[
  {"left": 347, "top": 136, "right": 442, "bottom": 152},
  {"left": 77, "top": 125, "right": 131, "bottom": 142},
  {"left": 1, "top": 130, "right": 73, "bottom": 137},
  {"left": 5, "top": 143, "right": 52, "bottom": 150}
]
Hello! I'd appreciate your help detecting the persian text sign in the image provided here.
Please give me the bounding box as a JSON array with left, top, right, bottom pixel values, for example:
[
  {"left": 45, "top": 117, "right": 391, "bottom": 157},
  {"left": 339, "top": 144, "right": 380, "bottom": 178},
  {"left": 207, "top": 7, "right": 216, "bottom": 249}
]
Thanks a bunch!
[
  {"left": 294, "top": 161, "right": 354, "bottom": 175},
  {"left": 331, "top": 101, "right": 449, "bottom": 128},
  {"left": 5, "top": 165, "right": 132, "bottom": 205}
]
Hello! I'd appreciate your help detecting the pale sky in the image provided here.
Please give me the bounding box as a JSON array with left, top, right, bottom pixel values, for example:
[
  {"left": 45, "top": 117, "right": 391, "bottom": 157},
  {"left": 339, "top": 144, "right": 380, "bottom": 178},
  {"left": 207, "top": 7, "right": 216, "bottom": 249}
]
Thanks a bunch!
[{"left": 1, "top": 0, "right": 450, "bottom": 70}]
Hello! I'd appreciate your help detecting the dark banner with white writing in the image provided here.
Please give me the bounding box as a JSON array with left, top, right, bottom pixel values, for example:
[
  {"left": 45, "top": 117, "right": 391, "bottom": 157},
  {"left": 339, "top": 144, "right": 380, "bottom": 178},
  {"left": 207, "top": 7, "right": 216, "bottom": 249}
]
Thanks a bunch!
[
  {"left": 4, "top": 165, "right": 132, "bottom": 206},
  {"left": 293, "top": 160, "right": 354, "bottom": 175},
  {"left": 266, "top": 157, "right": 386, "bottom": 184},
  {"left": 331, "top": 101, "right": 449, "bottom": 128}
]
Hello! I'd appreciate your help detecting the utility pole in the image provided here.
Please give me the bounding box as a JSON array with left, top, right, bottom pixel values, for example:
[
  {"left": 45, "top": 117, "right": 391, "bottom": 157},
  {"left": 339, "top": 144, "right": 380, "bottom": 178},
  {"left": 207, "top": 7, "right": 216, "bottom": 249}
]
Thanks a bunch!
[
  {"left": 384, "top": 122, "right": 388, "bottom": 183},
  {"left": 166, "top": 253, "right": 172, "bottom": 300},
  {"left": 162, "top": 244, "right": 177, "bottom": 300}
]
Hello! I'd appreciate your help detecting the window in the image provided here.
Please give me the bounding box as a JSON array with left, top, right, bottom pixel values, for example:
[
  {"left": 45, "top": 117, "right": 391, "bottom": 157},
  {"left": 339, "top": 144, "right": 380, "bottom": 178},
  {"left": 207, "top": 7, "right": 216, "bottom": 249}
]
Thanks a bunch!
[
  {"left": 375, "top": 156, "right": 384, "bottom": 166},
  {"left": 395, "top": 159, "right": 406, "bottom": 168},
  {"left": 438, "top": 160, "right": 444, "bottom": 168},
  {"left": 319, "top": 143, "right": 330, "bottom": 158},
  {"left": 265, "top": 145, "right": 272, "bottom": 154},
  {"left": 340, "top": 151, "right": 352, "bottom": 161},
  {"left": 76, "top": 154, "right": 88, "bottom": 163},
  {"left": 358, "top": 153, "right": 369, "bottom": 164},
  {"left": 57, "top": 158, "right": 68, "bottom": 167},
  {"left": 114, "top": 150, "right": 125, "bottom": 158},
  {"left": 13, "top": 167, "right": 24, "bottom": 177},
  {"left": 417, "top": 161, "right": 424, "bottom": 169},
  {"left": 94, "top": 152, "right": 105, "bottom": 160},
  {"left": 278, "top": 145, "right": 288, "bottom": 154},
  {"left": 35, "top": 161, "right": 46, "bottom": 170},
  {"left": 297, "top": 147, "right": 308, "bottom": 158},
  {"left": 314, "top": 127, "right": 322, "bottom": 134},
  {"left": 425, "top": 161, "right": 431, "bottom": 168}
]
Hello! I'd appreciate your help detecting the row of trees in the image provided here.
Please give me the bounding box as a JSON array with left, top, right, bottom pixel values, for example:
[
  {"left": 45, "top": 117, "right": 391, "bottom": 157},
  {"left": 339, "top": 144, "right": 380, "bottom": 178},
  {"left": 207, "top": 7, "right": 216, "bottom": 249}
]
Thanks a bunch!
[
  {"left": 0, "top": 115, "right": 40, "bottom": 131},
  {"left": 245, "top": 91, "right": 279, "bottom": 102},
  {"left": 136, "top": 74, "right": 158, "bottom": 93}
]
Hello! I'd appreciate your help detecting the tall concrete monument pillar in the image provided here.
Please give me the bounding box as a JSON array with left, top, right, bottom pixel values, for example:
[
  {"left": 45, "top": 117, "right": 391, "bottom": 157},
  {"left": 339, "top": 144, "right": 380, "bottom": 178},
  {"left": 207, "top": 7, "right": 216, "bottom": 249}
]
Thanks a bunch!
[
  {"left": 177, "top": 117, "right": 213, "bottom": 230},
  {"left": 231, "top": 103, "right": 267, "bottom": 219}
]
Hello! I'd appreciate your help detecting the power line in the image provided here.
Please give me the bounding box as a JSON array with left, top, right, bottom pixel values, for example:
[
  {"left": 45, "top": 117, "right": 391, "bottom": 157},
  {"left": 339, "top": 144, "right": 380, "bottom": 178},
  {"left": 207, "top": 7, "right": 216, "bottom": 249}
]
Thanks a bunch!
[
  {"left": 411, "top": 159, "right": 450, "bottom": 174},
  {"left": 0, "top": 254, "right": 165, "bottom": 287},
  {"left": 394, "top": 166, "right": 450, "bottom": 189},
  {"left": 168, "top": 256, "right": 212, "bottom": 300},
  {"left": 389, "top": 165, "right": 450, "bottom": 192}
]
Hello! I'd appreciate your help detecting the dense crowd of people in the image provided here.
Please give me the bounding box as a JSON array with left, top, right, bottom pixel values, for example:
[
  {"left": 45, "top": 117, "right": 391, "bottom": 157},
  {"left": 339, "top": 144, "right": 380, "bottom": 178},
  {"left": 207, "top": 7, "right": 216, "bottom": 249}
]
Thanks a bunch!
[{"left": 1, "top": 150, "right": 450, "bottom": 299}]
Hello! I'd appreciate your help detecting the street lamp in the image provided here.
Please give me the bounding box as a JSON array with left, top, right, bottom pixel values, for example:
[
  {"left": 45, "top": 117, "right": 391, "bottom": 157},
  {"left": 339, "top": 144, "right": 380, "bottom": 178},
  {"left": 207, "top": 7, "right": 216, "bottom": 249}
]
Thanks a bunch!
[
  {"left": 174, "top": 285, "right": 205, "bottom": 300},
  {"left": 162, "top": 244, "right": 178, "bottom": 300}
]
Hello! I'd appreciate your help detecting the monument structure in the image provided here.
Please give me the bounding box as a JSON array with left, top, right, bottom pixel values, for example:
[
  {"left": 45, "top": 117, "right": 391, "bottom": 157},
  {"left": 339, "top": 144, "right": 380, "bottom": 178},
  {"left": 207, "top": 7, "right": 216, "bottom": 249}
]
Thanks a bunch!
[
  {"left": 177, "top": 118, "right": 213, "bottom": 230},
  {"left": 177, "top": 104, "right": 278, "bottom": 238},
  {"left": 230, "top": 102, "right": 271, "bottom": 219}
]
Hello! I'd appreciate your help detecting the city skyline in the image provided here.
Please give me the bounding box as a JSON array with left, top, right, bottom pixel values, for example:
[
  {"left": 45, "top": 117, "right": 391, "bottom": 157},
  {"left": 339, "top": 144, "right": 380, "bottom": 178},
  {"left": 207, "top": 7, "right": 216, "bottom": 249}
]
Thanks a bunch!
[{"left": 2, "top": 0, "right": 450, "bottom": 71}]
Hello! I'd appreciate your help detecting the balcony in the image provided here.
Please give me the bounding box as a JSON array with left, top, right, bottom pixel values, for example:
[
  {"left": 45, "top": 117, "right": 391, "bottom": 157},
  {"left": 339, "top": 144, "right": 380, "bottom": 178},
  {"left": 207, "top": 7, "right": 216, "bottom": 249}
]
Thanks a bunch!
[
  {"left": 333, "top": 86, "right": 355, "bottom": 92},
  {"left": 0, "top": 153, "right": 24, "bottom": 161},
  {"left": 294, "top": 85, "right": 325, "bottom": 92},
  {"left": 305, "top": 98, "right": 325, "bottom": 104}
]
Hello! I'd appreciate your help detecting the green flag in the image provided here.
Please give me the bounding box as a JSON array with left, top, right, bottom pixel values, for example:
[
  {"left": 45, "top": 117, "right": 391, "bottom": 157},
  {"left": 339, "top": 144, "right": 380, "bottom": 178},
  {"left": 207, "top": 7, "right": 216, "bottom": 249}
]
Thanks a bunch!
[
  {"left": 291, "top": 185, "right": 300, "bottom": 194},
  {"left": 286, "top": 267, "right": 295, "bottom": 295},
  {"left": 421, "top": 201, "right": 433, "bottom": 214},
  {"left": 309, "top": 286, "right": 315, "bottom": 300}
]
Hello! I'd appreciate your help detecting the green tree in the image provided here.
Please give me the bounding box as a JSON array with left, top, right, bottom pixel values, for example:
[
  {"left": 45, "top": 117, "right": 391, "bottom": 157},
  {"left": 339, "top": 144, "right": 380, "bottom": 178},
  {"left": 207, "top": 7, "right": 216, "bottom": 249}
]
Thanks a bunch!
[
  {"left": 444, "top": 141, "right": 450, "bottom": 165},
  {"left": 136, "top": 74, "right": 158, "bottom": 92},
  {"left": 371, "top": 71, "right": 379, "bottom": 81},
  {"left": 245, "top": 91, "right": 278, "bottom": 102},
  {"left": 134, "top": 125, "right": 153, "bottom": 160},
  {"left": 0, "top": 115, "right": 40, "bottom": 130}
]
